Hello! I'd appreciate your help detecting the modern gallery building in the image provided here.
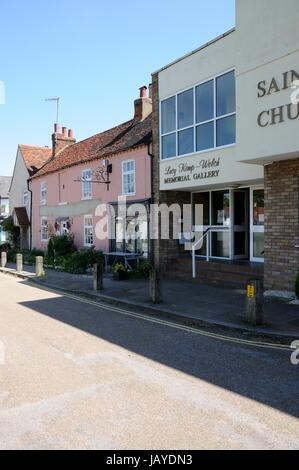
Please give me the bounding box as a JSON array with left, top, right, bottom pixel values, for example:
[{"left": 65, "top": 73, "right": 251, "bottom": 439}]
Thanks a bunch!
[{"left": 152, "top": 0, "right": 299, "bottom": 291}]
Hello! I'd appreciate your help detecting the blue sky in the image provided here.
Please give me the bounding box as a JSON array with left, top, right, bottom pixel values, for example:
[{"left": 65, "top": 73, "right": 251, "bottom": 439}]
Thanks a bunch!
[{"left": 0, "top": 0, "right": 235, "bottom": 176}]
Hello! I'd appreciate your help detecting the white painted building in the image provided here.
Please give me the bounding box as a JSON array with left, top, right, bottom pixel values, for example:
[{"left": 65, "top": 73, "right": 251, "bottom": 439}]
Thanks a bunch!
[
  {"left": 153, "top": 0, "right": 299, "bottom": 291},
  {"left": 0, "top": 176, "right": 11, "bottom": 242},
  {"left": 9, "top": 145, "right": 51, "bottom": 249}
]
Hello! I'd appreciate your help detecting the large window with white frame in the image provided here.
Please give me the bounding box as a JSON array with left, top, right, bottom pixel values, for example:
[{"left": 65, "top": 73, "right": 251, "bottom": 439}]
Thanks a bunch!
[
  {"left": 40, "top": 182, "right": 47, "bottom": 205},
  {"left": 122, "top": 160, "right": 135, "bottom": 195},
  {"left": 84, "top": 215, "right": 94, "bottom": 246},
  {"left": 82, "top": 169, "right": 92, "bottom": 199},
  {"left": 41, "top": 217, "right": 48, "bottom": 242},
  {"left": 160, "top": 70, "right": 236, "bottom": 159}
]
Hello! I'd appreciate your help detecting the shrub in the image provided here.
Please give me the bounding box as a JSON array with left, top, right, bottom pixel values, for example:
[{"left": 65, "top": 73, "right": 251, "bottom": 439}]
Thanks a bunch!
[
  {"left": 2, "top": 217, "right": 20, "bottom": 249},
  {"left": 47, "top": 238, "right": 55, "bottom": 264},
  {"left": 23, "top": 249, "right": 45, "bottom": 265},
  {"left": 129, "top": 261, "right": 151, "bottom": 279},
  {"left": 7, "top": 250, "right": 15, "bottom": 262},
  {"left": 50, "top": 234, "right": 76, "bottom": 258},
  {"left": 56, "top": 248, "right": 104, "bottom": 275},
  {"left": 295, "top": 273, "right": 299, "bottom": 299},
  {"left": 0, "top": 242, "right": 11, "bottom": 253}
]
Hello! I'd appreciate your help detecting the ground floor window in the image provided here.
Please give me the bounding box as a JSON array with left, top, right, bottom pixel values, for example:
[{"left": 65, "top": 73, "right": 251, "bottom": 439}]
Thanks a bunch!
[
  {"left": 110, "top": 201, "right": 150, "bottom": 258},
  {"left": 41, "top": 217, "right": 48, "bottom": 242},
  {"left": 251, "top": 188, "right": 265, "bottom": 261},
  {"left": 0, "top": 225, "right": 6, "bottom": 242},
  {"left": 192, "top": 186, "right": 264, "bottom": 262},
  {"left": 84, "top": 215, "right": 94, "bottom": 246}
]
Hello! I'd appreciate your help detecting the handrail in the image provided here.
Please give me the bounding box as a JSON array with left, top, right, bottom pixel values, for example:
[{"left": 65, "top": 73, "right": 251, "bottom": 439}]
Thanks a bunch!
[{"left": 192, "top": 228, "right": 211, "bottom": 279}]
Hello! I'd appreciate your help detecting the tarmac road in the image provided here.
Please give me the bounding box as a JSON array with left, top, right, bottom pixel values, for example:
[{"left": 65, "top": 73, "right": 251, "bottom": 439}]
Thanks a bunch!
[{"left": 0, "top": 273, "right": 298, "bottom": 450}]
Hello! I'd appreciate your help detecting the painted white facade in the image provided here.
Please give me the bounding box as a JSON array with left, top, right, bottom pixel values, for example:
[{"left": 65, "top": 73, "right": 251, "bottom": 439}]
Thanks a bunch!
[
  {"left": 236, "top": 0, "right": 299, "bottom": 164},
  {"left": 157, "top": 0, "right": 299, "bottom": 191},
  {"left": 9, "top": 147, "right": 31, "bottom": 248}
]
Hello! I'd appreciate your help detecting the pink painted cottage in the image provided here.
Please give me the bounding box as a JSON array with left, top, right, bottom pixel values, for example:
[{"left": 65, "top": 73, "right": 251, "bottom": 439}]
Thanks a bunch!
[{"left": 30, "top": 87, "right": 152, "bottom": 257}]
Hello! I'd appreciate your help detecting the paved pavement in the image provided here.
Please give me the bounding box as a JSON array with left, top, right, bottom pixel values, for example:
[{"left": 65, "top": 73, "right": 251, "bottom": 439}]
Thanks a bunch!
[
  {"left": 2, "top": 263, "right": 299, "bottom": 340},
  {"left": 0, "top": 272, "right": 298, "bottom": 450}
]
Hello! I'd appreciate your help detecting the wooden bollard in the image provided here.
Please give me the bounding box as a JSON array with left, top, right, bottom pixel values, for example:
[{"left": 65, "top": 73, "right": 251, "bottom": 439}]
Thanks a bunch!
[
  {"left": 246, "top": 279, "right": 264, "bottom": 326},
  {"left": 36, "top": 256, "right": 44, "bottom": 277},
  {"left": 1, "top": 251, "right": 7, "bottom": 268},
  {"left": 149, "top": 267, "right": 163, "bottom": 304},
  {"left": 16, "top": 253, "right": 23, "bottom": 273},
  {"left": 93, "top": 263, "right": 104, "bottom": 291}
]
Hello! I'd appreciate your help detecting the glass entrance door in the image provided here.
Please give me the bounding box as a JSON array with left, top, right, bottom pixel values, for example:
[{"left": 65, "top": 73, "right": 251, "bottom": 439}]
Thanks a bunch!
[
  {"left": 250, "top": 188, "right": 264, "bottom": 262},
  {"left": 232, "top": 189, "right": 249, "bottom": 259}
]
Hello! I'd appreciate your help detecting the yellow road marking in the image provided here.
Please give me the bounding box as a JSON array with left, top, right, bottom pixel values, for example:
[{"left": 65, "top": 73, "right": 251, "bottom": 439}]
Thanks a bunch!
[{"left": 26, "top": 280, "right": 292, "bottom": 353}]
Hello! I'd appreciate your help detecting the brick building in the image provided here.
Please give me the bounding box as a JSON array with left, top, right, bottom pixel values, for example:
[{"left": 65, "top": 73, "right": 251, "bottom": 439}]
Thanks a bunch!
[{"left": 151, "top": 0, "right": 299, "bottom": 292}]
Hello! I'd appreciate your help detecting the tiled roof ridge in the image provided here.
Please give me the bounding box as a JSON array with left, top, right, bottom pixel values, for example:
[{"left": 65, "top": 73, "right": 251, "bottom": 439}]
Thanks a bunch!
[{"left": 32, "top": 114, "right": 152, "bottom": 179}]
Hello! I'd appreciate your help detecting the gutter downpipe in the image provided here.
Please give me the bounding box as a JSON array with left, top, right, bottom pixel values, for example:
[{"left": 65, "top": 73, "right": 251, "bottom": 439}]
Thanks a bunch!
[
  {"left": 147, "top": 138, "right": 154, "bottom": 266},
  {"left": 27, "top": 178, "right": 33, "bottom": 251}
]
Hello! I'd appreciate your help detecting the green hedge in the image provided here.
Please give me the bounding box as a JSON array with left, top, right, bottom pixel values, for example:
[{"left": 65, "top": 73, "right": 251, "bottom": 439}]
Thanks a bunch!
[{"left": 53, "top": 248, "right": 104, "bottom": 274}]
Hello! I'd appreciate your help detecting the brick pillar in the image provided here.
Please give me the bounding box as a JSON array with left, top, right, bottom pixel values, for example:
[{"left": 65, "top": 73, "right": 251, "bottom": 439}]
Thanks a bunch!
[
  {"left": 151, "top": 72, "right": 191, "bottom": 274},
  {"left": 264, "top": 159, "right": 299, "bottom": 291}
]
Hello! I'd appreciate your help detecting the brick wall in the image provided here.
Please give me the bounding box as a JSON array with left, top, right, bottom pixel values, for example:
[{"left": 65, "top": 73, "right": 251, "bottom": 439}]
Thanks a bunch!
[
  {"left": 151, "top": 72, "right": 190, "bottom": 272},
  {"left": 264, "top": 159, "right": 299, "bottom": 291}
]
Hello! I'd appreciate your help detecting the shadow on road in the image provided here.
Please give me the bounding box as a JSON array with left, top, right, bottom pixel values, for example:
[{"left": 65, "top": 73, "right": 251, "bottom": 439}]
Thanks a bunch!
[{"left": 19, "top": 281, "right": 299, "bottom": 419}]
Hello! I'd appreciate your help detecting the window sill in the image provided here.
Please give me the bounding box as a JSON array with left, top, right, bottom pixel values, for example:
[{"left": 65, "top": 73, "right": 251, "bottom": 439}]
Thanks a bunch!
[
  {"left": 58, "top": 202, "right": 68, "bottom": 206},
  {"left": 82, "top": 197, "right": 93, "bottom": 201},
  {"left": 122, "top": 193, "right": 136, "bottom": 197}
]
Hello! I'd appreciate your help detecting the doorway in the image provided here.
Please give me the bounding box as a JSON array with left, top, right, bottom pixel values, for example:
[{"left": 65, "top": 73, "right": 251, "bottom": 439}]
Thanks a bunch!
[{"left": 192, "top": 188, "right": 251, "bottom": 261}]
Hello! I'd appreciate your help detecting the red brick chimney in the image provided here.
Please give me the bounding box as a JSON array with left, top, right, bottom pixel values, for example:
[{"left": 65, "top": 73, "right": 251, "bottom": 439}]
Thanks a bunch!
[
  {"left": 52, "top": 124, "right": 76, "bottom": 157},
  {"left": 134, "top": 86, "right": 152, "bottom": 121}
]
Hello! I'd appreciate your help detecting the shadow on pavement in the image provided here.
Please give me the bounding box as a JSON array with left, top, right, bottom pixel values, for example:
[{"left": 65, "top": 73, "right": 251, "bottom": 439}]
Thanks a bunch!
[{"left": 19, "top": 281, "right": 299, "bottom": 419}]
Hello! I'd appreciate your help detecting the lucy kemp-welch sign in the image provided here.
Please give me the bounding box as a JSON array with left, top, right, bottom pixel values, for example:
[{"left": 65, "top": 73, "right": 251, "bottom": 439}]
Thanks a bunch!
[{"left": 163, "top": 157, "right": 220, "bottom": 185}]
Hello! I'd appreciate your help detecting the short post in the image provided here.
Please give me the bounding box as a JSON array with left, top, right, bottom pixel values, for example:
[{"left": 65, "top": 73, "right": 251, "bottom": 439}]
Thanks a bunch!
[
  {"left": 35, "top": 256, "right": 44, "bottom": 277},
  {"left": 149, "top": 267, "right": 163, "bottom": 304},
  {"left": 16, "top": 253, "right": 23, "bottom": 273},
  {"left": 1, "top": 251, "right": 7, "bottom": 268},
  {"left": 93, "top": 263, "right": 104, "bottom": 291},
  {"left": 246, "top": 279, "right": 264, "bottom": 326}
]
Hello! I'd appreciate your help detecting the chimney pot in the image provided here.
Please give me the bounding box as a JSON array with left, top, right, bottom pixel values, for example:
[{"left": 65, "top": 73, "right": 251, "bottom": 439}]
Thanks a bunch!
[
  {"left": 62, "top": 127, "right": 67, "bottom": 136},
  {"left": 68, "top": 129, "right": 74, "bottom": 138},
  {"left": 54, "top": 123, "right": 61, "bottom": 133},
  {"left": 139, "top": 86, "right": 147, "bottom": 98}
]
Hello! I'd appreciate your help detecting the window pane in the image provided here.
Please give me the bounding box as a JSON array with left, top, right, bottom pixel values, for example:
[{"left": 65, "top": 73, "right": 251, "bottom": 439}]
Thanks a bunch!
[
  {"left": 253, "top": 233, "right": 264, "bottom": 259},
  {"left": 216, "top": 71, "right": 236, "bottom": 117},
  {"left": 178, "top": 128, "right": 194, "bottom": 156},
  {"left": 162, "top": 133, "right": 176, "bottom": 159},
  {"left": 211, "top": 231, "right": 230, "bottom": 258},
  {"left": 196, "top": 122, "right": 214, "bottom": 151},
  {"left": 161, "top": 97, "right": 176, "bottom": 134},
  {"left": 216, "top": 115, "right": 236, "bottom": 147},
  {"left": 177, "top": 89, "right": 193, "bottom": 129},
  {"left": 196, "top": 80, "right": 214, "bottom": 123},
  {"left": 212, "top": 191, "right": 230, "bottom": 226},
  {"left": 193, "top": 192, "right": 210, "bottom": 226},
  {"left": 253, "top": 190, "right": 264, "bottom": 226}
]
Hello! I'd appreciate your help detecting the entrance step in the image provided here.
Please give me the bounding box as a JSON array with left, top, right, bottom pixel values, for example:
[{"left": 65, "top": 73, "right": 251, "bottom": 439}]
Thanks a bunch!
[{"left": 165, "top": 257, "right": 264, "bottom": 289}]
